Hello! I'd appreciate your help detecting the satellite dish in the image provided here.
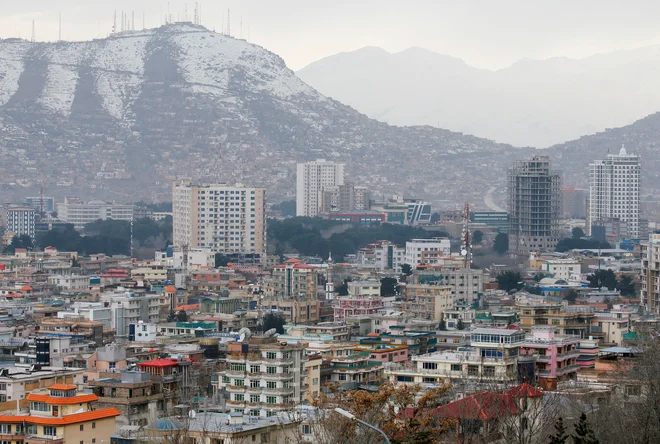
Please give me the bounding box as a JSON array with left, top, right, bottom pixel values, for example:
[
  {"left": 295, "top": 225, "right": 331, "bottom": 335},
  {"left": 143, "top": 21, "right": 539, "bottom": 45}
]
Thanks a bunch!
[
  {"left": 189, "top": 410, "right": 196, "bottom": 418},
  {"left": 461, "top": 249, "right": 468, "bottom": 256}
]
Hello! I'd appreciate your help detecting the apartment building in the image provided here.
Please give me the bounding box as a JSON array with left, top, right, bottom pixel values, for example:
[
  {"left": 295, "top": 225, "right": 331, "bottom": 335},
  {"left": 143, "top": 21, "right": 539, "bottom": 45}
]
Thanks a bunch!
[
  {"left": 591, "top": 305, "right": 635, "bottom": 346},
  {"left": 333, "top": 281, "right": 383, "bottom": 322},
  {"left": 403, "top": 284, "right": 453, "bottom": 321},
  {"left": 413, "top": 267, "right": 484, "bottom": 304},
  {"left": 520, "top": 327, "right": 580, "bottom": 390},
  {"left": 320, "top": 182, "right": 370, "bottom": 213},
  {"left": 89, "top": 369, "right": 164, "bottom": 428},
  {"left": 99, "top": 291, "right": 161, "bottom": 337},
  {"left": 641, "top": 234, "right": 660, "bottom": 315},
  {"left": 5, "top": 205, "right": 36, "bottom": 239},
  {"left": 543, "top": 259, "right": 581, "bottom": 282},
  {"left": 385, "top": 328, "right": 526, "bottom": 387},
  {"left": 0, "top": 384, "right": 120, "bottom": 444},
  {"left": 213, "top": 338, "right": 309, "bottom": 416},
  {"left": 57, "top": 198, "right": 134, "bottom": 230},
  {"left": 404, "top": 238, "right": 451, "bottom": 266},
  {"left": 271, "top": 259, "right": 318, "bottom": 300},
  {"left": 356, "top": 240, "right": 405, "bottom": 272},
  {"left": 296, "top": 159, "right": 344, "bottom": 217},
  {"left": 588, "top": 146, "right": 641, "bottom": 238},
  {"left": 172, "top": 180, "right": 266, "bottom": 254},
  {"left": 517, "top": 298, "right": 594, "bottom": 338},
  {"left": 508, "top": 156, "right": 561, "bottom": 254},
  {"left": 0, "top": 367, "right": 85, "bottom": 411}
]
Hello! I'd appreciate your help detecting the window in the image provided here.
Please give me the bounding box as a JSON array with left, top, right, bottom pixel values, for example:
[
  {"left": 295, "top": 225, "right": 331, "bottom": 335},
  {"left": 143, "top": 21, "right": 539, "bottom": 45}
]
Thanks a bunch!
[
  {"left": 234, "top": 379, "right": 245, "bottom": 386},
  {"left": 251, "top": 395, "right": 260, "bottom": 403},
  {"left": 451, "top": 364, "right": 462, "bottom": 371},
  {"left": 44, "top": 426, "right": 57, "bottom": 436},
  {"left": 234, "top": 394, "right": 244, "bottom": 401},
  {"left": 261, "top": 432, "right": 271, "bottom": 443},
  {"left": 266, "top": 352, "right": 277, "bottom": 360},
  {"left": 422, "top": 362, "right": 437, "bottom": 370},
  {"left": 483, "top": 366, "right": 495, "bottom": 377},
  {"left": 267, "top": 381, "right": 276, "bottom": 389},
  {"left": 467, "top": 365, "right": 479, "bottom": 376},
  {"left": 302, "top": 424, "right": 312, "bottom": 435},
  {"left": 397, "top": 376, "right": 413, "bottom": 382},
  {"left": 338, "top": 374, "right": 346, "bottom": 381},
  {"left": 266, "top": 396, "right": 277, "bottom": 404},
  {"left": 250, "top": 365, "right": 260, "bottom": 373},
  {"left": 250, "top": 380, "right": 260, "bottom": 388},
  {"left": 80, "top": 425, "right": 84, "bottom": 431}
]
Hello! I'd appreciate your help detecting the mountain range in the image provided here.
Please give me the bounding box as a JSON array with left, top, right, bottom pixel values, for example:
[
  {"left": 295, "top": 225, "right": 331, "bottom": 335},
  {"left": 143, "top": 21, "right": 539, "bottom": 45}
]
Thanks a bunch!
[
  {"left": 298, "top": 45, "right": 660, "bottom": 147},
  {"left": 0, "top": 24, "right": 659, "bottom": 209}
]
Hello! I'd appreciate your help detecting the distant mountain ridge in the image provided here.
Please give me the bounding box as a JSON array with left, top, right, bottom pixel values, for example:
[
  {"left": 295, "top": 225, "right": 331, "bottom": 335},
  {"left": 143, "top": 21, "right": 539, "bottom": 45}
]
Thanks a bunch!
[{"left": 298, "top": 45, "right": 660, "bottom": 147}]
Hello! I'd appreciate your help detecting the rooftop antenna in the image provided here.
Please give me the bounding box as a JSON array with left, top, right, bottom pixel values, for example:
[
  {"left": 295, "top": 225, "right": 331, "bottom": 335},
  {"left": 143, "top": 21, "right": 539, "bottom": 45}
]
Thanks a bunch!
[
  {"left": 199, "top": 3, "right": 202, "bottom": 25},
  {"left": 58, "top": 13, "right": 62, "bottom": 41},
  {"left": 132, "top": 11, "right": 135, "bottom": 31},
  {"left": 31, "top": 19, "right": 35, "bottom": 43},
  {"left": 112, "top": 10, "right": 117, "bottom": 34},
  {"left": 227, "top": 8, "right": 230, "bottom": 36},
  {"left": 168, "top": 2, "right": 171, "bottom": 24},
  {"left": 194, "top": 3, "right": 198, "bottom": 25}
]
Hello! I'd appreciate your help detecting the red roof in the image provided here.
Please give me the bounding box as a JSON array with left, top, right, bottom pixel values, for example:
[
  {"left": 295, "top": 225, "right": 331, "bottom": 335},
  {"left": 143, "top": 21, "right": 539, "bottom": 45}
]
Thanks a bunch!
[
  {"left": 27, "top": 393, "right": 99, "bottom": 405},
  {"left": 48, "top": 384, "right": 77, "bottom": 391},
  {"left": 175, "top": 304, "right": 199, "bottom": 311},
  {"left": 434, "top": 392, "right": 519, "bottom": 421},
  {"left": 165, "top": 285, "right": 176, "bottom": 293},
  {"left": 284, "top": 258, "right": 302, "bottom": 264},
  {"left": 506, "top": 382, "right": 545, "bottom": 398},
  {"left": 21, "top": 285, "right": 33, "bottom": 292},
  {"left": 138, "top": 358, "right": 179, "bottom": 368},
  {"left": 0, "top": 408, "right": 120, "bottom": 426}
]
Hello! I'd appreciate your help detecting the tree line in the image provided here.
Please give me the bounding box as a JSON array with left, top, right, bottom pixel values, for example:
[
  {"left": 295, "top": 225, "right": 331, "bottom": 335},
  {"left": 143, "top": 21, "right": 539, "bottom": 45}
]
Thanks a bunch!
[{"left": 267, "top": 217, "right": 449, "bottom": 261}]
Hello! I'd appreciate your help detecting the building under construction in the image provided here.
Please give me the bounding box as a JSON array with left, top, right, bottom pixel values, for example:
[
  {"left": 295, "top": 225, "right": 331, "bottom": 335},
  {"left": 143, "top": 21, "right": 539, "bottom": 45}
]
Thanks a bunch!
[{"left": 508, "top": 156, "right": 561, "bottom": 254}]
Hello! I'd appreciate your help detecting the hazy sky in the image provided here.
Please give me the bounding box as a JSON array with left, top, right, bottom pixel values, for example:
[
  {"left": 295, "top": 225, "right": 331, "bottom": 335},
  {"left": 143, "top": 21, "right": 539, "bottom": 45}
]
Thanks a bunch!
[{"left": 3, "top": 1, "right": 660, "bottom": 70}]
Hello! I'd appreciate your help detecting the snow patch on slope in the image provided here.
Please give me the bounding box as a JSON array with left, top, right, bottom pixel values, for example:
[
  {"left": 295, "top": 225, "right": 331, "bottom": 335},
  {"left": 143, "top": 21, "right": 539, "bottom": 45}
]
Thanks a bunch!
[
  {"left": 90, "top": 34, "right": 148, "bottom": 120},
  {"left": 0, "top": 42, "right": 29, "bottom": 106},
  {"left": 171, "top": 29, "right": 318, "bottom": 100},
  {"left": 38, "top": 44, "right": 86, "bottom": 115}
]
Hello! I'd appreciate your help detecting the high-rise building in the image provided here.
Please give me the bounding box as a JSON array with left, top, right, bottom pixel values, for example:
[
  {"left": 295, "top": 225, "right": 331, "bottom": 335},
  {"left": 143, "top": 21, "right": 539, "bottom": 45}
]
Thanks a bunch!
[
  {"left": 588, "top": 146, "right": 641, "bottom": 238},
  {"left": 172, "top": 180, "right": 266, "bottom": 254},
  {"left": 321, "top": 182, "right": 370, "bottom": 213},
  {"left": 5, "top": 205, "right": 36, "bottom": 239},
  {"left": 296, "top": 159, "right": 344, "bottom": 217},
  {"left": 508, "top": 156, "right": 561, "bottom": 254}
]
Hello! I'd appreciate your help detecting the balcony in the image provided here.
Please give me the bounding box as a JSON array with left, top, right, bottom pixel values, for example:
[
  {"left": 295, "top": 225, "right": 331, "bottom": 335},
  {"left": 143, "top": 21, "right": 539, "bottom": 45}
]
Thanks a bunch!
[
  {"left": 0, "top": 434, "right": 25, "bottom": 442},
  {"left": 262, "top": 386, "right": 295, "bottom": 395},
  {"left": 25, "top": 436, "right": 64, "bottom": 444},
  {"left": 262, "top": 372, "right": 294, "bottom": 381}
]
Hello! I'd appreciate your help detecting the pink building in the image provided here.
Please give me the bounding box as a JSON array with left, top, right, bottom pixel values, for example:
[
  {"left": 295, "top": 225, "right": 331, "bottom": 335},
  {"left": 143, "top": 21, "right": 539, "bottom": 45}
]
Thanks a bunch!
[
  {"left": 520, "top": 326, "right": 580, "bottom": 390},
  {"left": 333, "top": 294, "right": 384, "bottom": 322},
  {"left": 355, "top": 344, "right": 409, "bottom": 364},
  {"left": 333, "top": 280, "right": 383, "bottom": 322}
]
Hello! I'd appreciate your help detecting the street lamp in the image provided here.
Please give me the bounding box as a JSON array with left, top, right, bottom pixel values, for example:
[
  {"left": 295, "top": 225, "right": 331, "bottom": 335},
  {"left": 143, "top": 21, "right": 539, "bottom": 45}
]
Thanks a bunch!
[{"left": 334, "top": 407, "right": 391, "bottom": 444}]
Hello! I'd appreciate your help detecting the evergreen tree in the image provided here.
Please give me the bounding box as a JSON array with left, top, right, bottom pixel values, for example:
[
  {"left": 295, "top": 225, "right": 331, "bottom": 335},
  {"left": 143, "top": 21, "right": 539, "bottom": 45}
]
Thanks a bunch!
[
  {"left": 456, "top": 319, "right": 465, "bottom": 330},
  {"left": 439, "top": 319, "right": 447, "bottom": 331},
  {"left": 572, "top": 413, "right": 599, "bottom": 444},
  {"left": 548, "top": 417, "right": 568, "bottom": 444}
]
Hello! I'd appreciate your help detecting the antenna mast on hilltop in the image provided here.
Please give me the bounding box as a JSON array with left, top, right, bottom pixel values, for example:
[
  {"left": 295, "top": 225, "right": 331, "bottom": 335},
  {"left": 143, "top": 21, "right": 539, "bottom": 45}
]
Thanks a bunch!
[
  {"left": 58, "top": 13, "right": 62, "bottom": 41},
  {"left": 227, "top": 8, "right": 231, "bottom": 36},
  {"left": 112, "top": 11, "right": 117, "bottom": 34},
  {"left": 31, "top": 20, "right": 35, "bottom": 43}
]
